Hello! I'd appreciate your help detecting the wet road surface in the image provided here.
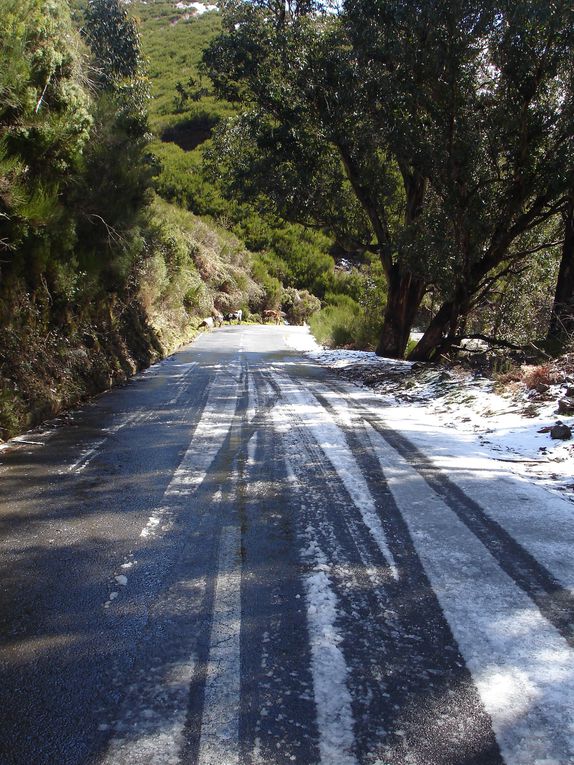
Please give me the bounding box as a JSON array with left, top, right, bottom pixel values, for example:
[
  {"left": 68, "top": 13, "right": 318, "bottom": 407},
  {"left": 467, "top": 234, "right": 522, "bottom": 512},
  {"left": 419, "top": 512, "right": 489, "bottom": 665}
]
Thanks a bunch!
[{"left": 0, "top": 325, "right": 573, "bottom": 765}]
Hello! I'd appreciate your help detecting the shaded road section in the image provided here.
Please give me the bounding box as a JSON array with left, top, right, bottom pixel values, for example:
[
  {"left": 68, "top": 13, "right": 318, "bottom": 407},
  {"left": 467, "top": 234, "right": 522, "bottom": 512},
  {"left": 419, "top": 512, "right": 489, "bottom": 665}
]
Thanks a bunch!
[{"left": 0, "top": 325, "right": 573, "bottom": 765}]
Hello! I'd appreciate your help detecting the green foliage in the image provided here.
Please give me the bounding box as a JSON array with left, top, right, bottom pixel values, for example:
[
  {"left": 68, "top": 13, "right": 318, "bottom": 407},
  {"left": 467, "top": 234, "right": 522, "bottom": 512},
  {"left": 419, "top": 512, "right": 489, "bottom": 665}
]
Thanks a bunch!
[
  {"left": 282, "top": 287, "right": 321, "bottom": 325},
  {"left": 469, "top": 243, "right": 562, "bottom": 345},
  {"left": 310, "top": 295, "right": 366, "bottom": 348},
  {"left": 134, "top": 1, "right": 336, "bottom": 310},
  {"left": 141, "top": 197, "right": 267, "bottom": 329},
  {"left": 0, "top": 0, "right": 92, "bottom": 261},
  {"left": 308, "top": 254, "right": 387, "bottom": 346},
  {"left": 134, "top": 3, "right": 231, "bottom": 132},
  {"left": 204, "top": 0, "right": 574, "bottom": 359},
  {"left": 0, "top": 0, "right": 155, "bottom": 307},
  {"left": 84, "top": 0, "right": 142, "bottom": 85},
  {"left": 0, "top": 0, "right": 297, "bottom": 436}
]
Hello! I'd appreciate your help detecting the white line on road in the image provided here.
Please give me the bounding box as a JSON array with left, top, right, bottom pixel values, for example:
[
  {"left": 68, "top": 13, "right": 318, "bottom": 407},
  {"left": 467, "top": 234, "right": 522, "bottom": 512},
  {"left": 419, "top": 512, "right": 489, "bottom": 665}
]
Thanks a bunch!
[
  {"left": 246, "top": 365, "right": 258, "bottom": 424},
  {"left": 68, "top": 363, "right": 199, "bottom": 474},
  {"left": 68, "top": 410, "right": 146, "bottom": 473},
  {"left": 365, "top": 423, "right": 574, "bottom": 765},
  {"left": 140, "top": 364, "right": 241, "bottom": 539},
  {"left": 68, "top": 438, "right": 107, "bottom": 473},
  {"left": 197, "top": 524, "right": 242, "bottom": 765}
]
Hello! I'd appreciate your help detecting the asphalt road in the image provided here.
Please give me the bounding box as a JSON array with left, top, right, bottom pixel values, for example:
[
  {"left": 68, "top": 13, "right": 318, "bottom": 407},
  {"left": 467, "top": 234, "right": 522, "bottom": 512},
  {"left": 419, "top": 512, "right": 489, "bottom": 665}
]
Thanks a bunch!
[{"left": 0, "top": 325, "right": 573, "bottom": 765}]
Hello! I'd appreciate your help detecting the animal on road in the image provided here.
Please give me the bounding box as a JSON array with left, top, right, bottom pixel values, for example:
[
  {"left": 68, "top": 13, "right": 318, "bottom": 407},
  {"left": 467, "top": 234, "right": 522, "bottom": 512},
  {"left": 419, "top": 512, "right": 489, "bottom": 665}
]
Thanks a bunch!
[
  {"left": 224, "top": 310, "right": 243, "bottom": 324},
  {"left": 211, "top": 310, "right": 224, "bottom": 327},
  {"left": 263, "top": 309, "right": 282, "bottom": 324}
]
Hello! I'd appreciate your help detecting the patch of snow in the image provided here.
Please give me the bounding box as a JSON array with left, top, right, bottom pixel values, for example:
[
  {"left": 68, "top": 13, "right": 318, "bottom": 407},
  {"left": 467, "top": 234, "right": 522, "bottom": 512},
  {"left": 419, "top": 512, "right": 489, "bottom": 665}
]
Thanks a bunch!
[
  {"left": 303, "top": 347, "right": 574, "bottom": 499},
  {"left": 272, "top": 369, "right": 399, "bottom": 579},
  {"left": 366, "top": 424, "right": 574, "bottom": 765},
  {"left": 299, "top": 523, "right": 358, "bottom": 765},
  {"left": 175, "top": 1, "right": 217, "bottom": 13},
  {"left": 100, "top": 658, "right": 198, "bottom": 764},
  {"left": 283, "top": 325, "right": 322, "bottom": 353}
]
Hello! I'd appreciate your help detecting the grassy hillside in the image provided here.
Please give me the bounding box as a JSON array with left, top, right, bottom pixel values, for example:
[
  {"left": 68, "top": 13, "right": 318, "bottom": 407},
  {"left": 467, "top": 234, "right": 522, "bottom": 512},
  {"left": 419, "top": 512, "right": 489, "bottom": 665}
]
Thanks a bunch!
[
  {"left": 134, "top": 4, "right": 336, "bottom": 286},
  {"left": 128, "top": 4, "right": 225, "bottom": 213},
  {"left": 135, "top": 3, "right": 231, "bottom": 216},
  {"left": 133, "top": 1, "right": 389, "bottom": 347}
]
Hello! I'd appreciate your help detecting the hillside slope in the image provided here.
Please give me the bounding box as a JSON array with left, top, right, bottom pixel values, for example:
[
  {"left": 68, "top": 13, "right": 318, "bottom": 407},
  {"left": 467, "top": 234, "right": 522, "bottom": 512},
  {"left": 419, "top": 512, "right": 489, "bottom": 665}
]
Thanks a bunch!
[{"left": 0, "top": 0, "right": 270, "bottom": 440}]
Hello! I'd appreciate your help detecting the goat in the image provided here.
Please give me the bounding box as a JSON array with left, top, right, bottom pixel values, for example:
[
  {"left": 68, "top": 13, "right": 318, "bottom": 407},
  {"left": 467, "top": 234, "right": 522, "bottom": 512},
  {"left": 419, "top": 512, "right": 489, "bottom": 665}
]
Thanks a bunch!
[
  {"left": 224, "top": 310, "right": 243, "bottom": 324},
  {"left": 263, "top": 309, "right": 282, "bottom": 325}
]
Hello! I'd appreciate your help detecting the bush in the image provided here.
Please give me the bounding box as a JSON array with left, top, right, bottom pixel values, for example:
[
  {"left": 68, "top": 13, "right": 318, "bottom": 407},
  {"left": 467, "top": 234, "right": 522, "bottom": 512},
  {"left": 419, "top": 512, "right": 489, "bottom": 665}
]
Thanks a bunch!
[
  {"left": 282, "top": 287, "right": 321, "bottom": 325},
  {"left": 309, "top": 288, "right": 386, "bottom": 349},
  {"left": 309, "top": 295, "right": 363, "bottom": 347},
  {"left": 521, "top": 364, "right": 563, "bottom": 389}
]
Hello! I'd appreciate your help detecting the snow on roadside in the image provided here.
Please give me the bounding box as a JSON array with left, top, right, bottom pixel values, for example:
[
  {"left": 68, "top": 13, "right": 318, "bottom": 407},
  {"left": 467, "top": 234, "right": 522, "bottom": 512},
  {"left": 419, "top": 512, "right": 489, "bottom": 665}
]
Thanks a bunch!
[
  {"left": 284, "top": 326, "right": 574, "bottom": 500},
  {"left": 283, "top": 325, "right": 323, "bottom": 353}
]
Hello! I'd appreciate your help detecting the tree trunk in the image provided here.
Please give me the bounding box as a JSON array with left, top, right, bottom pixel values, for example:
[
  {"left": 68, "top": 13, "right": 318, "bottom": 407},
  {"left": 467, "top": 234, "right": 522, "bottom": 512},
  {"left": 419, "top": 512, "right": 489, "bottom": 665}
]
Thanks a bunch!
[
  {"left": 376, "top": 268, "right": 426, "bottom": 358},
  {"left": 406, "top": 301, "right": 452, "bottom": 361},
  {"left": 547, "top": 197, "right": 574, "bottom": 344},
  {"left": 407, "top": 288, "right": 470, "bottom": 361}
]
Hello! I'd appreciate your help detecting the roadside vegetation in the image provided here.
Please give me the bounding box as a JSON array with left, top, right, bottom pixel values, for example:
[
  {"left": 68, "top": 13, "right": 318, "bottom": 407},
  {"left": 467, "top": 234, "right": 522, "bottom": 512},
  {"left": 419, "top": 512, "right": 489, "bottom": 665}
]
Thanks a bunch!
[
  {"left": 134, "top": 0, "right": 378, "bottom": 337},
  {"left": 204, "top": 0, "right": 574, "bottom": 361},
  {"left": 0, "top": 0, "right": 293, "bottom": 438}
]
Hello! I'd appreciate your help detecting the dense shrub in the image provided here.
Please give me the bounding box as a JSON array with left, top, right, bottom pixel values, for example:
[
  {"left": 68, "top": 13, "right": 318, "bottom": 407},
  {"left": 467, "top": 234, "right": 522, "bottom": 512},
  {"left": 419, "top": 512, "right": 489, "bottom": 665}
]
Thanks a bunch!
[
  {"left": 310, "top": 295, "right": 375, "bottom": 349},
  {"left": 282, "top": 288, "right": 321, "bottom": 325}
]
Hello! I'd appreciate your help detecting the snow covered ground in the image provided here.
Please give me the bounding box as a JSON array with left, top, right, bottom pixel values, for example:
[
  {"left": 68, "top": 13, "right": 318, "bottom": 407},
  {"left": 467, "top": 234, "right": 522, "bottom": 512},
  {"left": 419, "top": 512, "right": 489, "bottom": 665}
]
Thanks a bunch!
[{"left": 285, "top": 327, "right": 574, "bottom": 502}]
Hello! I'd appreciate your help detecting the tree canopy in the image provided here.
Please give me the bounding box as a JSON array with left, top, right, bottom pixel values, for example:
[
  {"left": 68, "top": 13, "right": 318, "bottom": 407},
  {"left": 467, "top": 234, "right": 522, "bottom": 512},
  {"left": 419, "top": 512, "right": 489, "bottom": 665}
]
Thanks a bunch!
[{"left": 205, "top": 0, "right": 574, "bottom": 359}]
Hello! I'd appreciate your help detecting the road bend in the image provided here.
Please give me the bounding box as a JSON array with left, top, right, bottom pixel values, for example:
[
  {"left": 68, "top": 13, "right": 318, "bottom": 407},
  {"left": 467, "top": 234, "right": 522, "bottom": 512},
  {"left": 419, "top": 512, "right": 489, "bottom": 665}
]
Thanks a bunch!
[{"left": 0, "top": 325, "right": 573, "bottom": 765}]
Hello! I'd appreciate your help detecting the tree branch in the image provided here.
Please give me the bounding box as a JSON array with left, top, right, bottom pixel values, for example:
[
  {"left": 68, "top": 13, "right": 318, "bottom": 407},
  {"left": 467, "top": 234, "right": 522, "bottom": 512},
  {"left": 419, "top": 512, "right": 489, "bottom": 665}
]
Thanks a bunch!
[
  {"left": 509, "top": 238, "right": 564, "bottom": 259},
  {"left": 335, "top": 143, "right": 392, "bottom": 272},
  {"left": 450, "top": 333, "right": 525, "bottom": 351}
]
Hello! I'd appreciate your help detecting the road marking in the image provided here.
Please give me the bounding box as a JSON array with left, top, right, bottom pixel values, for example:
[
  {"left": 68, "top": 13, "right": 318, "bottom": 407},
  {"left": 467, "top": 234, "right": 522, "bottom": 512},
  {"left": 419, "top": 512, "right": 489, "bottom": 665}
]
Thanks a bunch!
[
  {"left": 366, "top": 423, "right": 574, "bottom": 765},
  {"left": 68, "top": 411, "right": 146, "bottom": 473},
  {"left": 140, "top": 364, "right": 240, "bottom": 539},
  {"left": 68, "top": 438, "right": 107, "bottom": 473},
  {"left": 299, "top": 521, "right": 358, "bottom": 765},
  {"left": 246, "top": 366, "right": 258, "bottom": 423},
  {"left": 166, "top": 362, "right": 199, "bottom": 405},
  {"left": 197, "top": 524, "right": 242, "bottom": 765},
  {"left": 247, "top": 431, "right": 258, "bottom": 466}
]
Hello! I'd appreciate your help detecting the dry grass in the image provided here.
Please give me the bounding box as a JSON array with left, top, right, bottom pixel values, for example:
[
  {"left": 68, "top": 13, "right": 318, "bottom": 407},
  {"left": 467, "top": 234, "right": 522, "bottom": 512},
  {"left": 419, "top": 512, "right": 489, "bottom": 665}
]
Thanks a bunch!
[
  {"left": 521, "top": 364, "right": 564, "bottom": 389},
  {"left": 493, "top": 366, "right": 523, "bottom": 385}
]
